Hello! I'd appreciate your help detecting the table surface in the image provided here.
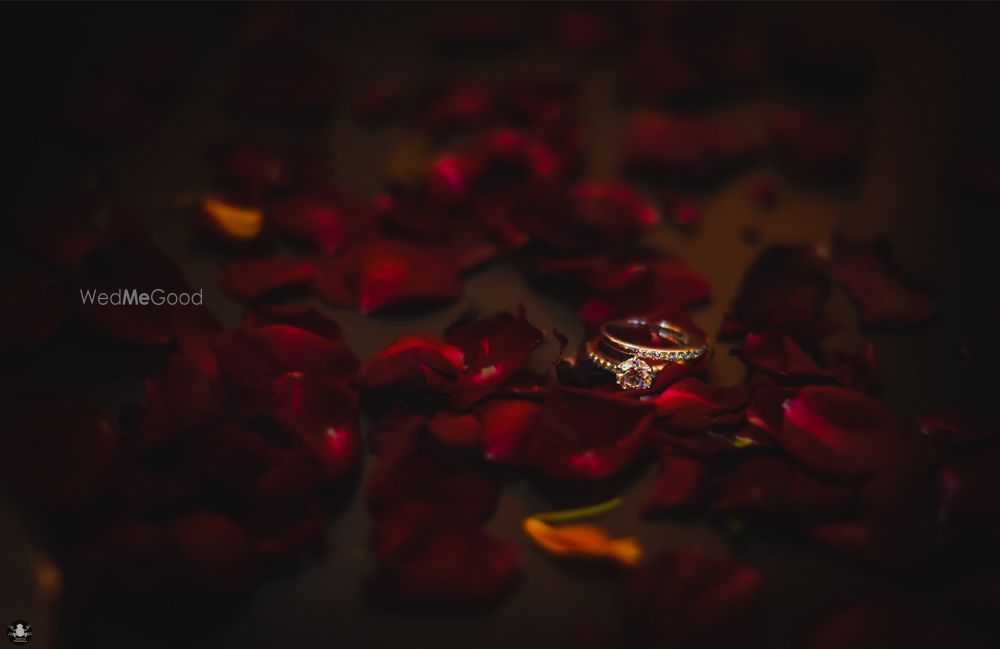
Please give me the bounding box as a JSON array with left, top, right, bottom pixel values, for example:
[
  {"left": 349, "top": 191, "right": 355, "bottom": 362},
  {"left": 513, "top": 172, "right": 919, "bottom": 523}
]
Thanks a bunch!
[{"left": 2, "top": 3, "right": 999, "bottom": 648}]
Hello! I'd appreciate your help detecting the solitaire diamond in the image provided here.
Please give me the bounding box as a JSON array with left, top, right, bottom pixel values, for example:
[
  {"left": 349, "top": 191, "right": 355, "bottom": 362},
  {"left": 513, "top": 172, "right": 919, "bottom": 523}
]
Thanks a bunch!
[{"left": 615, "top": 356, "right": 654, "bottom": 390}]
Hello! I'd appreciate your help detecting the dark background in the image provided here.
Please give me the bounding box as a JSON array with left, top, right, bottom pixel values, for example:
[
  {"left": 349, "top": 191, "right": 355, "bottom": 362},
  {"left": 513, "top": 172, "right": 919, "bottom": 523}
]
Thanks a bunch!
[{"left": 2, "top": 2, "right": 1000, "bottom": 648}]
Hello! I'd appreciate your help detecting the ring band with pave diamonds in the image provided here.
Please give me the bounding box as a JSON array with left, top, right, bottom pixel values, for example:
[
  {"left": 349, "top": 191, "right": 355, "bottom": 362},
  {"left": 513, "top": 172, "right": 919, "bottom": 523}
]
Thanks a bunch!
[{"left": 586, "top": 318, "right": 708, "bottom": 390}]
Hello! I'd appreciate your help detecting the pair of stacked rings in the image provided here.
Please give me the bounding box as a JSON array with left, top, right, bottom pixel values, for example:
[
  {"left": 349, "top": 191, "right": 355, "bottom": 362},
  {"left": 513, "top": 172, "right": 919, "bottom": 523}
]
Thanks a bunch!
[{"left": 585, "top": 318, "right": 708, "bottom": 390}]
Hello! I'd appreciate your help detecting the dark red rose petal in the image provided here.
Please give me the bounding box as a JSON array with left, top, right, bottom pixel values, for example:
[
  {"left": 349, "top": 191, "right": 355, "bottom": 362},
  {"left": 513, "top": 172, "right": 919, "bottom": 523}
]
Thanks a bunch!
[
  {"left": 770, "top": 105, "right": 865, "bottom": 179},
  {"left": 721, "top": 244, "right": 831, "bottom": 342},
  {"left": 212, "top": 324, "right": 359, "bottom": 397},
  {"left": 169, "top": 511, "right": 255, "bottom": 600},
  {"left": 209, "top": 137, "right": 329, "bottom": 193},
  {"left": 654, "top": 378, "right": 748, "bottom": 432},
  {"left": 368, "top": 509, "right": 519, "bottom": 607},
  {"left": 313, "top": 240, "right": 463, "bottom": 314},
  {"left": 731, "top": 332, "right": 833, "bottom": 382},
  {"left": 936, "top": 444, "right": 1000, "bottom": 528},
  {"left": 78, "top": 521, "right": 172, "bottom": 603},
  {"left": 621, "top": 42, "right": 705, "bottom": 104},
  {"left": 624, "top": 111, "right": 754, "bottom": 183},
  {"left": 75, "top": 238, "right": 192, "bottom": 346},
  {"left": 915, "top": 411, "right": 994, "bottom": 448},
  {"left": 182, "top": 420, "right": 272, "bottom": 496},
  {"left": 524, "top": 386, "right": 655, "bottom": 480},
  {"left": 244, "top": 497, "right": 329, "bottom": 556},
  {"left": 220, "top": 257, "right": 318, "bottom": 300},
  {"left": 418, "top": 84, "right": 494, "bottom": 133},
  {"left": 268, "top": 188, "right": 380, "bottom": 254},
  {"left": 774, "top": 386, "right": 906, "bottom": 476},
  {"left": 357, "top": 334, "right": 465, "bottom": 396},
  {"left": 802, "top": 596, "right": 965, "bottom": 649},
  {"left": 480, "top": 398, "right": 541, "bottom": 466},
  {"left": 444, "top": 309, "right": 543, "bottom": 392},
  {"left": 428, "top": 411, "right": 482, "bottom": 449},
  {"left": 242, "top": 304, "right": 344, "bottom": 341},
  {"left": 0, "top": 396, "right": 117, "bottom": 511},
  {"left": 656, "top": 424, "right": 775, "bottom": 457},
  {"left": 832, "top": 240, "right": 937, "bottom": 328},
  {"left": 711, "top": 457, "right": 856, "bottom": 516},
  {"left": 269, "top": 372, "right": 360, "bottom": 480},
  {"left": 365, "top": 433, "right": 499, "bottom": 523},
  {"left": 569, "top": 181, "right": 660, "bottom": 242},
  {"left": 642, "top": 451, "right": 706, "bottom": 516},
  {"left": 256, "top": 449, "right": 327, "bottom": 503},
  {"left": 830, "top": 343, "right": 878, "bottom": 390},
  {"left": 20, "top": 197, "right": 139, "bottom": 270},
  {"left": 621, "top": 548, "right": 761, "bottom": 649}
]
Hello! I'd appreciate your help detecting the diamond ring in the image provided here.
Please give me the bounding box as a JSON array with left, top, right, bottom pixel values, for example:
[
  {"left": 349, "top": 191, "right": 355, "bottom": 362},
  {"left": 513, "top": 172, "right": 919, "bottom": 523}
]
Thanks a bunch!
[{"left": 585, "top": 318, "right": 708, "bottom": 390}]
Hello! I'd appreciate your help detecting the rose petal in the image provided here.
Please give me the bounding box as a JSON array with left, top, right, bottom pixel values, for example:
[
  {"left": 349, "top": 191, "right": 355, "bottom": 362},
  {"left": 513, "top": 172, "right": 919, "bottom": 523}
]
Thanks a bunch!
[
  {"left": 642, "top": 451, "right": 706, "bottom": 516},
  {"left": 220, "top": 257, "right": 317, "bottom": 300},
  {"left": 213, "top": 324, "right": 359, "bottom": 398},
  {"left": 444, "top": 309, "right": 544, "bottom": 392},
  {"left": 770, "top": 105, "right": 865, "bottom": 179},
  {"left": 621, "top": 548, "right": 761, "bottom": 649},
  {"left": 711, "top": 457, "right": 856, "bottom": 516},
  {"left": 721, "top": 244, "right": 831, "bottom": 342},
  {"left": 731, "top": 332, "right": 834, "bottom": 382},
  {"left": 803, "top": 597, "right": 964, "bottom": 649},
  {"left": 368, "top": 509, "right": 519, "bottom": 607},
  {"left": 242, "top": 304, "right": 344, "bottom": 341},
  {"left": 200, "top": 196, "right": 264, "bottom": 242},
  {"left": 428, "top": 411, "right": 482, "bottom": 449},
  {"left": 832, "top": 240, "right": 937, "bottom": 328},
  {"left": 169, "top": 511, "right": 255, "bottom": 600},
  {"left": 775, "top": 386, "right": 906, "bottom": 476},
  {"left": 654, "top": 378, "right": 749, "bottom": 431},
  {"left": 269, "top": 372, "right": 361, "bottom": 480},
  {"left": 268, "top": 188, "right": 380, "bottom": 254},
  {"left": 523, "top": 516, "right": 642, "bottom": 567},
  {"left": 209, "top": 137, "right": 329, "bottom": 193},
  {"left": 313, "top": 241, "right": 463, "bottom": 314},
  {"left": 481, "top": 399, "right": 541, "bottom": 465},
  {"left": 524, "top": 386, "right": 655, "bottom": 479},
  {"left": 357, "top": 334, "right": 465, "bottom": 397},
  {"left": 624, "top": 111, "right": 754, "bottom": 184}
]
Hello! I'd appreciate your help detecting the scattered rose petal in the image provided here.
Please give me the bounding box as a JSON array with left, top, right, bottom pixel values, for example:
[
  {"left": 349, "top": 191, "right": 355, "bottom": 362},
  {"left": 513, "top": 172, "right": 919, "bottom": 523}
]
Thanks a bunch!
[
  {"left": 731, "top": 332, "right": 833, "bottom": 382},
  {"left": 642, "top": 451, "right": 706, "bottom": 516},
  {"left": 357, "top": 334, "right": 465, "bottom": 397},
  {"left": 832, "top": 240, "right": 937, "bottom": 328},
  {"left": 621, "top": 548, "right": 761, "bottom": 649},
  {"left": 268, "top": 188, "right": 380, "bottom": 254},
  {"left": 524, "top": 386, "right": 655, "bottom": 480},
  {"left": 775, "top": 386, "right": 906, "bottom": 476},
  {"left": 313, "top": 241, "right": 463, "bottom": 314},
  {"left": 654, "top": 378, "right": 748, "bottom": 431},
  {"left": 200, "top": 196, "right": 264, "bottom": 242},
  {"left": 220, "top": 257, "right": 317, "bottom": 300},
  {"left": 523, "top": 516, "right": 642, "bottom": 568},
  {"left": 721, "top": 244, "right": 831, "bottom": 342}
]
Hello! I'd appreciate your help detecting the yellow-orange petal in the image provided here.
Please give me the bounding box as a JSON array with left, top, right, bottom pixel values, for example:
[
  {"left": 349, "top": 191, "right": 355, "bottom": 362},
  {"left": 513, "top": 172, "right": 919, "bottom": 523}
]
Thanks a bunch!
[
  {"left": 522, "top": 516, "right": 642, "bottom": 568},
  {"left": 202, "top": 197, "right": 264, "bottom": 241}
]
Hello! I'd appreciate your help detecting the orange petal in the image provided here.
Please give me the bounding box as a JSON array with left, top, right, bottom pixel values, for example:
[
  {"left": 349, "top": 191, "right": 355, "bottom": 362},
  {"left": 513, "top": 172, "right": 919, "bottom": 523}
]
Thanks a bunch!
[
  {"left": 523, "top": 516, "right": 642, "bottom": 568},
  {"left": 202, "top": 196, "right": 264, "bottom": 241}
]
